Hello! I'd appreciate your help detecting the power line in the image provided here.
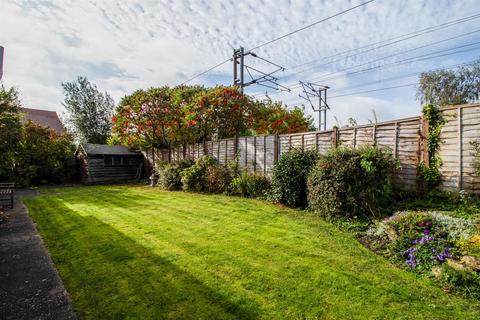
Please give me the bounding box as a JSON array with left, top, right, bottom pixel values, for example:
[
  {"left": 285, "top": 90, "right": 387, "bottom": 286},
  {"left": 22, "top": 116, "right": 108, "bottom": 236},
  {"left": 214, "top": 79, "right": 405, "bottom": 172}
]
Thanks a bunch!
[
  {"left": 329, "top": 83, "right": 417, "bottom": 99},
  {"left": 311, "top": 41, "right": 480, "bottom": 84},
  {"left": 179, "top": 58, "right": 230, "bottom": 86},
  {"left": 179, "top": 0, "right": 376, "bottom": 85},
  {"left": 285, "top": 82, "right": 417, "bottom": 106},
  {"left": 294, "top": 27, "right": 480, "bottom": 76},
  {"left": 289, "top": 12, "right": 480, "bottom": 71},
  {"left": 259, "top": 40, "right": 480, "bottom": 96},
  {"left": 248, "top": 0, "right": 376, "bottom": 51},
  {"left": 331, "top": 61, "right": 471, "bottom": 94},
  {"left": 251, "top": 12, "right": 480, "bottom": 98}
]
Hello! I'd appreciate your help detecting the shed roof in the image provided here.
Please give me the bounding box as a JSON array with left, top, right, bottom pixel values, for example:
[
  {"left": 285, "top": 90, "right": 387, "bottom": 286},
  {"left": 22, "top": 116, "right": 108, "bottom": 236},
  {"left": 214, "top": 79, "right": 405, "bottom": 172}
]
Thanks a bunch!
[
  {"left": 21, "top": 108, "right": 64, "bottom": 133},
  {"left": 80, "top": 144, "right": 141, "bottom": 156}
]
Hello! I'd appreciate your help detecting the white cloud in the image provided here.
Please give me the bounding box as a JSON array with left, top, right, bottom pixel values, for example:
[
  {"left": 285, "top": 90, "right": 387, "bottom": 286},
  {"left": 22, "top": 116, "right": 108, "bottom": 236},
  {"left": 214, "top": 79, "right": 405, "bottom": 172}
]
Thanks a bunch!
[{"left": 0, "top": 0, "right": 479, "bottom": 125}]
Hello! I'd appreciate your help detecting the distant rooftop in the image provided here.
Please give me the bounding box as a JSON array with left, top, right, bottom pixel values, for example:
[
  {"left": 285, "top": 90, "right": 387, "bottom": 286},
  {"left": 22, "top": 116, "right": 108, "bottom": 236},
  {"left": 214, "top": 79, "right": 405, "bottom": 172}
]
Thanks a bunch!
[
  {"left": 80, "top": 144, "right": 141, "bottom": 156},
  {"left": 21, "top": 108, "right": 64, "bottom": 133}
]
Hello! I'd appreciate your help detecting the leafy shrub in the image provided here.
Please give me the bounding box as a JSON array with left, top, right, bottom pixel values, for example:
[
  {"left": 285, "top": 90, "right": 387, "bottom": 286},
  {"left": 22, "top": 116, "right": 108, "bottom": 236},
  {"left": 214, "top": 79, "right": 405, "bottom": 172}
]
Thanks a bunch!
[
  {"left": 307, "top": 146, "right": 398, "bottom": 219},
  {"left": 156, "top": 160, "right": 193, "bottom": 190},
  {"left": 180, "top": 156, "right": 230, "bottom": 193},
  {"left": 270, "top": 149, "right": 318, "bottom": 208},
  {"left": 205, "top": 164, "right": 231, "bottom": 194},
  {"left": 227, "top": 172, "right": 271, "bottom": 198}
]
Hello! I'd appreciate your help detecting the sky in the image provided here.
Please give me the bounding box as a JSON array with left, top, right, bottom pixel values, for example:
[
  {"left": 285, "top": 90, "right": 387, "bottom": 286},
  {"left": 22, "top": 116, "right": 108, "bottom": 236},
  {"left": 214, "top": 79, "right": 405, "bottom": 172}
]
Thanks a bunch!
[{"left": 1, "top": 0, "right": 480, "bottom": 129}]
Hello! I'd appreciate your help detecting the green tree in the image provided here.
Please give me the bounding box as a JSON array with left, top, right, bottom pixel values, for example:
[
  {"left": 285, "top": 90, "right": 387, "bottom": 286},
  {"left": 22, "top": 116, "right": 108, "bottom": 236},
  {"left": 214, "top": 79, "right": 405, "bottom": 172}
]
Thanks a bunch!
[
  {"left": 417, "top": 59, "right": 480, "bottom": 106},
  {"left": 0, "top": 85, "right": 22, "bottom": 181},
  {"left": 62, "top": 76, "right": 114, "bottom": 144}
]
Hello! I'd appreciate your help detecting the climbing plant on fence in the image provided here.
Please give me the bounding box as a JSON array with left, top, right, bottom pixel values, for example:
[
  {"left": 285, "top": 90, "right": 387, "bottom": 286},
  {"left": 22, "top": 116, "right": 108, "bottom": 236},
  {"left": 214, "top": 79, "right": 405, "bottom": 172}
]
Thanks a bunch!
[{"left": 418, "top": 104, "right": 445, "bottom": 189}]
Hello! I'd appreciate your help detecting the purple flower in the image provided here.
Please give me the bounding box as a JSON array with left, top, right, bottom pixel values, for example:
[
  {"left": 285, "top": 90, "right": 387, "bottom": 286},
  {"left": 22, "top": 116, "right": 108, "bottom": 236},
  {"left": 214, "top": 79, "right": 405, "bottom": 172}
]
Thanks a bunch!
[{"left": 423, "top": 229, "right": 429, "bottom": 235}]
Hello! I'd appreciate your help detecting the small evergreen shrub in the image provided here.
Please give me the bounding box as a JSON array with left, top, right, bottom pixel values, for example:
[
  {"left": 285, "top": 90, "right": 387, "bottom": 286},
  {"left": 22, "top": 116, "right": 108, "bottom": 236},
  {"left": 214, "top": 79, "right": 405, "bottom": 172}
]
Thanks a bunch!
[
  {"left": 181, "top": 156, "right": 216, "bottom": 192},
  {"left": 307, "top": 146, "right": 397, "bottom": 219},
  {"left": 227, "top": 172, "right": 271, "bottom": 198},
  {"left": 270, "top": 149, "right": 318, "bottom": 208},
  {"left": 205, "top": 164, "right": 231, "bottom": 194},
  {"left": 156, "top": 160, "right": 193, "bottom": 190},
  {"left": 180, "top": 156, "right": 230, "bottom": 193}
]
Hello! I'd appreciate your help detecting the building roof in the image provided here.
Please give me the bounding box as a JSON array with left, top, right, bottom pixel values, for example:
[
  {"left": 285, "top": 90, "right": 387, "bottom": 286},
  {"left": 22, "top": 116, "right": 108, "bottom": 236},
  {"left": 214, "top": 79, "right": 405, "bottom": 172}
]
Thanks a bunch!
[
  {"left": 80, "top": 144, "right": 141, "bottom": 156},
  {"left": 21, "top": 108, "right": 64, "bottom": 133}
]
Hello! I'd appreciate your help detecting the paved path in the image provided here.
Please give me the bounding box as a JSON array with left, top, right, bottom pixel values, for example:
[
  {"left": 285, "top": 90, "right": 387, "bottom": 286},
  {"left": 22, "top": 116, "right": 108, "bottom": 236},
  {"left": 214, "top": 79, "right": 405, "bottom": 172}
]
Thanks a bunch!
[{"left": 0, "top": 191, "right": 76, "bottom": 320}]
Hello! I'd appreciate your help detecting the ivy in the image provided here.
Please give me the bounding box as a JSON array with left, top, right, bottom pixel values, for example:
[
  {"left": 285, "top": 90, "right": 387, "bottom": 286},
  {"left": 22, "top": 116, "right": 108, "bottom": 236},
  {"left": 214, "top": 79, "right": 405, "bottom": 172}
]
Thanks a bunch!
[{"left": 419, "top": 104, "right": 445, "bottom": 189}]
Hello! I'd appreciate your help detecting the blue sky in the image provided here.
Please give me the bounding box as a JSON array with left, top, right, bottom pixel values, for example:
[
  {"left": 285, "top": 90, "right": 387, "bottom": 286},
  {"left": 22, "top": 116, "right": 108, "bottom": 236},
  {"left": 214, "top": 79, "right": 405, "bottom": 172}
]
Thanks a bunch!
[{"left": 1, "top": 0, "right": 479, "bottom": 128}]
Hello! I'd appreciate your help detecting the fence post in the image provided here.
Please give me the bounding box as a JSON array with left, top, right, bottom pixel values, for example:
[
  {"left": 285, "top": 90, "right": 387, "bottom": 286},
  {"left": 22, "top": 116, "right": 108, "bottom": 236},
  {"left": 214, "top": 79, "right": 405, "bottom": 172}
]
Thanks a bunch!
[
  {"left": 225, "top": 139, "right": 228, "bottom": 166},
  {"left": 203, "top": 140, "right": 208, "bottom": 156},
  {"left": 233, "top": 135, "right": 238, "bottom": 158},
  {"left": 353, "top": 128, "right": 357, "bottom": 148},
  {"left": 263, "top": 136, "right": 267, "bottom": 175},
  {"left": 273, "top": 134, "right": 279, "bottom": 163},
  {"left": 253, "top": 136, "right": 257, "bottom": 173},
  {"left": 332, "top": 127, "right": 338, "bottom": 147},
  {"left": 458, "top": 107, "right": 463, "bottom": 190},
  {"left": 394, "top": 122, "right": 399, "bottom": 159},
  {"left": 244, "top": 137, "right": 248, "bottom": 172},
  {"left": 301, "top": 134, "right": 305, "bottom": 151},
  {"left": 372, "top": 125, "right": 377, "bottom": 145},
  {"left": 417, "top": 115, "right": 429, "bottom": 196},
  {"left": 315, "top": 132, "right": 319, "bottom": 153}
]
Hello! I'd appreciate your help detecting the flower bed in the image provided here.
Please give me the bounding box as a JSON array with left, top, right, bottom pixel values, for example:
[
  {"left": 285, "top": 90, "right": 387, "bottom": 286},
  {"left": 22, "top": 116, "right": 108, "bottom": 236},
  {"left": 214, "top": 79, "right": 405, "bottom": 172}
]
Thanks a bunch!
[{"left": 364, "top": 211, "right": 480, "bottom": 298}]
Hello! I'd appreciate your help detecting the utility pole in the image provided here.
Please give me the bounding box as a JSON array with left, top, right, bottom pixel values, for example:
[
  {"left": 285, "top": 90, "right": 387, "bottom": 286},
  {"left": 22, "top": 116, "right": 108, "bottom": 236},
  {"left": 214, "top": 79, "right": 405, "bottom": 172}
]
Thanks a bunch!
[
  {"left": 299, "top": 81, "right": 330, "bottom": 131},
  {"left": 233, "top": 47, "right": 245, "bottom": 93},
  {"left": 232, "top": 47, "right": 289, "bottom": 94}
]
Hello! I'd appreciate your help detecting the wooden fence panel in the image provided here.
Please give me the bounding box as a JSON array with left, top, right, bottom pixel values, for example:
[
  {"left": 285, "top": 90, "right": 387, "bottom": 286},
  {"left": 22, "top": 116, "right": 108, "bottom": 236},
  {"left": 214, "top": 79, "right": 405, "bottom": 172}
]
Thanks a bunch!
[
  {"left": 438, "top": 108, "right": 461, "bottom": 192},
  {"left": 395, "top": 118, "right": 421, "bottom": 188}
]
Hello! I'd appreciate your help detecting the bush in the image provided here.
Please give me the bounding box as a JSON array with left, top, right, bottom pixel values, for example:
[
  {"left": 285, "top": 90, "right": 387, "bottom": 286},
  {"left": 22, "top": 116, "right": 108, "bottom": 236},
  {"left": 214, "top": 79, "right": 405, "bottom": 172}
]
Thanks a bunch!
[
  {"left": 270, "top": 149, "right": 318, "bottom": 208},
  {"left": 205, "top": 164, "right": 231, "bottom": 194},
  {"left": 180, "top": 156, "right": 230, "bottom": 193},
  {"left": 227, "top": 172, "right": 271, "bottom": 198},
  {"left": 307, "top": 146, "right": 397, "bottom": 219},
  {"left": 156, "top": 160, "right": 193, "bottom": 190}
]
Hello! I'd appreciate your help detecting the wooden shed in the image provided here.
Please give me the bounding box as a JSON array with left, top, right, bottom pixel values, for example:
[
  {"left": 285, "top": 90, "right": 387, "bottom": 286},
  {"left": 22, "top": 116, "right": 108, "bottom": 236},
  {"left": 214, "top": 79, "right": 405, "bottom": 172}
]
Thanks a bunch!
[{"left": 76, "top": 144, "right": 144, "bottom": 184}]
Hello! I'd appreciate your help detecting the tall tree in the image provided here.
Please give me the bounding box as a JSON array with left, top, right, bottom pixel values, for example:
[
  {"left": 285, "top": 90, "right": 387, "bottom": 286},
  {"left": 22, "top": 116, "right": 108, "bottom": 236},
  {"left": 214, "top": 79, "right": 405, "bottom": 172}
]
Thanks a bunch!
[
  {"left": 0, "top": 85, "right": 22, "bottom": 181},
  {"left": 417, "top": 59, "right": 480, "bottom": 106},
  {"left": 62, "top": 76, "right": 114, "bottom": 144}
]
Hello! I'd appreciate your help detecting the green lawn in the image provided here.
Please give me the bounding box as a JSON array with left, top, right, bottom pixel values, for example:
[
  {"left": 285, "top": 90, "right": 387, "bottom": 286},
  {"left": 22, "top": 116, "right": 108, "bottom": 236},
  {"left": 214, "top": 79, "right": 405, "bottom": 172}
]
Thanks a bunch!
[{"left": 25, "top": 185, "right": 479, "bottom": 319}]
